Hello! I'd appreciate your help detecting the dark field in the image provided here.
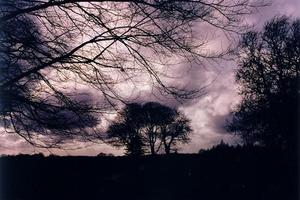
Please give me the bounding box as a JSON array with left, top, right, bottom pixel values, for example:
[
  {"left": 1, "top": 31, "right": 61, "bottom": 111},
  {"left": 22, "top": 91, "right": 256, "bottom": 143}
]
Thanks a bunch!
[{"left": 0, "top": 146, "right": 298, "bottom": 200}]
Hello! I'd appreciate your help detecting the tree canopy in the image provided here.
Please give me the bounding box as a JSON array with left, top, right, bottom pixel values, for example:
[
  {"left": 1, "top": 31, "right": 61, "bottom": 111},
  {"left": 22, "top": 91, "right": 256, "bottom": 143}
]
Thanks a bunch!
[
  {"left": 106, "top": 102, "right": 192, "bottom": 155},
  {"left": 227, "top": 17, "right": 300, "bottom": 150}
]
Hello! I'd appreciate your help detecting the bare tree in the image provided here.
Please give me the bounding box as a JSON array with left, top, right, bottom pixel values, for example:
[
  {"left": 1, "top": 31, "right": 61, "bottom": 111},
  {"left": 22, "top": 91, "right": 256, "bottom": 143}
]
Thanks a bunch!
[
  {"left": 160, "top": 113, "right": 191, "bottom": 154},
  {"left": 141, "top": 102, "right": 176, "bottom": 154},
  {"left": 0, "top": 0, "right": 265, "bottom": 147}
]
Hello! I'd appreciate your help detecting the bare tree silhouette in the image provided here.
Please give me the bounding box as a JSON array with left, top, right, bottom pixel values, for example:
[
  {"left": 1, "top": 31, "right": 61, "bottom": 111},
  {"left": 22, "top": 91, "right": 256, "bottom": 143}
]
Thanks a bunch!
[
  {"left": 142, "top": 102, "right": 176, "bottom": 154},
  {"left": 160, "top": 113, "right": 191, "bottom": 154},
  {"left": 0, "top": 0, "right": 265, "bottom": 147},
  {"left": 0, "top": 10, "right": 101, "bottom": 147}
]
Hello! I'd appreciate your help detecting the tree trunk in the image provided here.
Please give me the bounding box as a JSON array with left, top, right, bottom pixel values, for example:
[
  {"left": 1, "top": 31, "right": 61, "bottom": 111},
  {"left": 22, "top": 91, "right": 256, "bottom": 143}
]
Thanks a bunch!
[
  {"left": 163, "top": 137, "right": 170, "bottom": 154},
  {"left": 165, "top": 146, "right": 170, "bottom": 154},
  {"left": 150, "top": 144, "right": 156, "bottom": 155}
]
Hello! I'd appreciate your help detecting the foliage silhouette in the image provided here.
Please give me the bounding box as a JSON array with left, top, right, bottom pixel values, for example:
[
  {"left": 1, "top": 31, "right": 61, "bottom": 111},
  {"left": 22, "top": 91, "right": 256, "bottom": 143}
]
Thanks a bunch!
[
  {"left": 107, "top": 103, "right": 145, "bottom": 156},
  {"left": 0, "top": 0, "right": 265, "bottom": 147},
  {"left": 159, "top": 110, "right": 191, "bottom": 154},
  {"left": 227, "top": 16, "right": 300, "bottom": 151},
  {"left": 106, "top": 102, "right": 192, "bottom": 155}
]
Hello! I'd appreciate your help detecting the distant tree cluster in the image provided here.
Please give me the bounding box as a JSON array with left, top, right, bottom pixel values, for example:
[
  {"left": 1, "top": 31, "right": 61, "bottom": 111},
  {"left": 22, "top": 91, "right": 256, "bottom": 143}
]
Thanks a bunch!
[
  {"left": 106, "top": 102, "right": 192, "bottom": 156},
  {"left": 227, "top": 17, "right": 300, "bottom": 150}
]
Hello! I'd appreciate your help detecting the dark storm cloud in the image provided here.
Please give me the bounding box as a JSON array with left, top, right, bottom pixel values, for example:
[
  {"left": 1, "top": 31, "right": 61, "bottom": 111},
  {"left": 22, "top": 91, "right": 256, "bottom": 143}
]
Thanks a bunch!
[{"left": 0, "top": 88, "right": 102, "bottom": 129}]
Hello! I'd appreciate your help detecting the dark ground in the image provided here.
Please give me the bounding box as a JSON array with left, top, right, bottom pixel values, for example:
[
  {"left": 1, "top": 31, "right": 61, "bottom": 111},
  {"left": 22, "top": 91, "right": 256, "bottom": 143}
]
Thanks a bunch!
[{"left": 0, "top": 146, "right": 298, "bottom": 200}]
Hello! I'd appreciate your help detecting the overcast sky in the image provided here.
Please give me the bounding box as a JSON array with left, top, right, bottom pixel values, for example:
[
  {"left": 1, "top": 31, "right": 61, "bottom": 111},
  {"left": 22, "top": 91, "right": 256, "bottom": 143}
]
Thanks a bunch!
[{"left": 1, "top": 0, "right": 300, "bottom": 156}]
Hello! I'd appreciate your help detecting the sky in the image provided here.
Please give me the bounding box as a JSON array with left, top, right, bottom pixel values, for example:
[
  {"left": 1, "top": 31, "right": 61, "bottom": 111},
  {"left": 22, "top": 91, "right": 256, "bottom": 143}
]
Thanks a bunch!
[{"left": 0, "top": 0, "right": 300, "bottom": 156}]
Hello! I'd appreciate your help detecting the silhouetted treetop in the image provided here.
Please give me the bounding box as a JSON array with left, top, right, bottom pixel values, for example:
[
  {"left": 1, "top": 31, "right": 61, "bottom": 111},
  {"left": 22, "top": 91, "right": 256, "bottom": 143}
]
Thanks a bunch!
[{"left": 106, "top": 102, "right": 192, "bottom": 155}]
